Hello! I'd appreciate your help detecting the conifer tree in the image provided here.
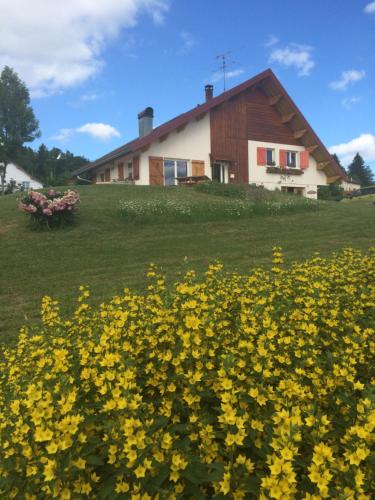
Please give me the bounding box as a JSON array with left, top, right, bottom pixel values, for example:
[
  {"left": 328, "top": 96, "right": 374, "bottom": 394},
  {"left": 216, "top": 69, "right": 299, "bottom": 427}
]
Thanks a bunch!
[{"left": 347, "top": 153, "right": 374, "bottom": 187}]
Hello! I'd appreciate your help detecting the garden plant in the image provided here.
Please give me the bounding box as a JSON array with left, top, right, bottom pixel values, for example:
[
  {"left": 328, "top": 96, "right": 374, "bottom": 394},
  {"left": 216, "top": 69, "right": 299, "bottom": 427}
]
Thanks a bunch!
[
  {"left": 19, "top": 190, "right": 80, "bottom": 228},
  {"left": 0, "top": 248, "right": 374, "bottom": 498}
]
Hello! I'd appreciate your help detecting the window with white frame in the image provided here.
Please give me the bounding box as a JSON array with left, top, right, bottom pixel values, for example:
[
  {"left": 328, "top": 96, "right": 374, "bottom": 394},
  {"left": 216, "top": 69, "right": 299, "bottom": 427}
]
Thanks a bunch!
[
  {"left": 21, "top": 181, "right": 30, "bottom": 189},
  {"left": 163, "top": 159, "right": 188, "bottom": 186},
  {"left": 266, "top": 148, "right": 275, "bottom": 166},
  {"left": 286, "top": 151, "right": 297, "bottom": 168}
]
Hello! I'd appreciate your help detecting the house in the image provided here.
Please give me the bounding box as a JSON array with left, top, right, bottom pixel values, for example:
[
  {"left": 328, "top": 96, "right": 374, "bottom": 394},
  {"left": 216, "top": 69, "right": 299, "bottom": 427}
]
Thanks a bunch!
[
  {"left": 1, "top": 162, "right": 43, "bottom": 190},
  {"left": 339, "top": 178, "right": 361, "bottom": 193},
  {"left": 73, "top": 69, "right": 345, "bottom": 199}
]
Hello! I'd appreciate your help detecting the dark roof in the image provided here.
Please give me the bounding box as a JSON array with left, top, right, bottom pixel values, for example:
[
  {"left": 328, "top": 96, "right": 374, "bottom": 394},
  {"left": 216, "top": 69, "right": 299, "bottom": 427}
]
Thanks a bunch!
[{"left": 73, "top": 68, "right": 344, "bottom": 180}]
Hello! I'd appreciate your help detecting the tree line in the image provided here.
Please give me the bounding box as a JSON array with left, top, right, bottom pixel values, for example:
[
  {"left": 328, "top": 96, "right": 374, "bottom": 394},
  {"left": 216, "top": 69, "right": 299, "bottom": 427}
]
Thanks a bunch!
[{"left": 14, "top": 144, "right": 88, "bottom": 186}]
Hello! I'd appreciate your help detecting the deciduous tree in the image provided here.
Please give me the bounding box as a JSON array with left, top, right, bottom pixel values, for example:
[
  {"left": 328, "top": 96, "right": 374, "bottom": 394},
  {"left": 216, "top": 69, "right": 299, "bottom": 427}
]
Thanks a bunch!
[{"left": 0, "top": 66, "right": 40, "bottom": 193}]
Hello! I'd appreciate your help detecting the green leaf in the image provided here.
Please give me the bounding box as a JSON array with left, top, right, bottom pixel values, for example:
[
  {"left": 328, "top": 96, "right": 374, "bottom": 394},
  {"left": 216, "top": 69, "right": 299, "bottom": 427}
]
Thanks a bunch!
[{"left": 86, "top": 455, "right": 105, "bottom": 466}]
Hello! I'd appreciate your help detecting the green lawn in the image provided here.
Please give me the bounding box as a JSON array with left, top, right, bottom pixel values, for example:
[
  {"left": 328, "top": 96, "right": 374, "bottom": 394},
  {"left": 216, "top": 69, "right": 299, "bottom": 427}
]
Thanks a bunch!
[{"left": 1, "top": 185, "right": 375, "bottom": 343}]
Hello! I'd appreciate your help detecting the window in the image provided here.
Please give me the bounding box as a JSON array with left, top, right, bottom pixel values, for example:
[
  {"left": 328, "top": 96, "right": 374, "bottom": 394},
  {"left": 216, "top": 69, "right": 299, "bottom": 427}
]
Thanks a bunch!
[
  {"left": 21, "top": 181, "right": 30, "bottom": 189},
  {"left": 266, "top": 148, "right": 275, "bottom": 166},
  {"left": 100, "top": 173, "right": 105, "bottom": 182},
  {"left": 163, "top": 159, "right": 188, "bottom": 186},
  {"left": 127, "top": 161, "right": 133, "bottom": 180},
  {"left": 286, "top": 151, "right": 297, "bottom": 168}
]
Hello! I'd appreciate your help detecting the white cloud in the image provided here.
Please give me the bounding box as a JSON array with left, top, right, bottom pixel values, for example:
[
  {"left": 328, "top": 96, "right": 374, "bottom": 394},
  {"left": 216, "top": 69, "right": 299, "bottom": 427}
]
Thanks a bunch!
[
  {"left": 51, "top": 128, "right": 74, "bottom": 143},
  {"left": 329, "top": 133, "right": 375, "bottom": 165},
  {"left": 53, "top": 122, "right": 120, "bottom": 142},
  {"left": 77, "top": 123, "right": 121, "bottom": 140},
  {"left": 364, "top": 2, "right": 375, "bottom": 13},
  {"left": 80, "top": 93, "right": 99, "bottom": 102},
  {"left": 269, "top": 43, "right": 315, "bottom": 76},
  {"left": 211, "top": 68, "right": 244, "bottom": 83},
  {"left": 0, "top": 0, "right": 169, "bottom": 97},
  {"left": 180, "top": 31, "right": 196, "bottom": 51},
  {"left": 264, "top": 35, "right": 279, "bottom": 48},
  {"left": 341, "top": 96, "right": 361, "bottom": 110},
  {"left": 329, "top": 70, "right": 365, "bottom": 91}
]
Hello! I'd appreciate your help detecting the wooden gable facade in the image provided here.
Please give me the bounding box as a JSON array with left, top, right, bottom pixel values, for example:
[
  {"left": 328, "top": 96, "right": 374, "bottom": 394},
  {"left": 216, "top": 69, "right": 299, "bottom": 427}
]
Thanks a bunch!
[{"left": 210, "top": 86, "right": 303, "bottom": 184}]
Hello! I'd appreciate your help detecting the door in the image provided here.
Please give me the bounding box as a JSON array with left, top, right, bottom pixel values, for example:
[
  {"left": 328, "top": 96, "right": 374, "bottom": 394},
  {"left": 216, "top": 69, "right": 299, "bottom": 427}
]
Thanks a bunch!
[
  {"left": 149, "top": 156, "right": 164, "bottom": 185},
  {"left": 212, "top": 162, "right": 227, "bottom": 183}
]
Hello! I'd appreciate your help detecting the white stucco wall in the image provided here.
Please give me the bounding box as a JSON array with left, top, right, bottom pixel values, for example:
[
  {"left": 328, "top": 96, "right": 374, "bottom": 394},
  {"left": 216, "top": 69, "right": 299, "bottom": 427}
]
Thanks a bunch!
[
  {"left": 248, "top": 140, "right": 328, "bottom": 199},
  {"left": 340, "top": 180, "right": 360, "bottom": 192},
  {"left": 138, "top": 113, "right": 211, "bottom": 185},
  {"left": 2, "top": 163, "right": 43, "bottom": 189}
]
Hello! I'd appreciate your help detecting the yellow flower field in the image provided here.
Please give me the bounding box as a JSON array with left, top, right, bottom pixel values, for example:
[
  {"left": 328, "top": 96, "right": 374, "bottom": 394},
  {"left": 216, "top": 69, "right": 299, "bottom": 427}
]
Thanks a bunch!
[{"left": 0, "top": 248, "right": 374, "bottom": 499}]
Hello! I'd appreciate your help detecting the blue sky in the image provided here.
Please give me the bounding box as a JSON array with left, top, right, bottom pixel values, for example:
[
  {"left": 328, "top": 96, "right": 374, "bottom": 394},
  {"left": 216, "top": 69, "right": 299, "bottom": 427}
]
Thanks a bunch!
[{"left": 2, "top": 0, "right": 375, "bottom": 171}]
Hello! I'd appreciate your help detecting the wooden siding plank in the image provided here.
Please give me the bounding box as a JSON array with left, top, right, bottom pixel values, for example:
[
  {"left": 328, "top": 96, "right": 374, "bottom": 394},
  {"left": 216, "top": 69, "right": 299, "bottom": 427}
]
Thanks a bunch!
[
  {"left": 210, "top": 92, "right": 249, "bottom": 183},
  {"left": 247, "top": 88, "right": 300, "bottom": 146}
]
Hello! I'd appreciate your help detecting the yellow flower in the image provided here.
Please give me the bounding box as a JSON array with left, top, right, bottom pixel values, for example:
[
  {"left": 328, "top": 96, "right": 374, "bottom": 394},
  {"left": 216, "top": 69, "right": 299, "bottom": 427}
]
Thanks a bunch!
[
  {"left": 43, "top": 459, "right": 56, "bottom": 482},
  {"left": 115, "top": 481, "right": 130, "bottom": 493},
  {"left": 72, "top": 457, "right": 86, "bottom": 469},
  {"left": 46, "top": 442, "right": 58, "bottom": 454}
]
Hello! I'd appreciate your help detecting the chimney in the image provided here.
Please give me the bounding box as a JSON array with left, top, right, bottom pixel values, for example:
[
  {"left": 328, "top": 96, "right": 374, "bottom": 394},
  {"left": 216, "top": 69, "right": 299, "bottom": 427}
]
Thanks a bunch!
[
  {"left": 138, "top": 107, "right": 154, "bottom": 137},
  {"left": 205, "top": 84, "right": 213, "bottom": 102}
]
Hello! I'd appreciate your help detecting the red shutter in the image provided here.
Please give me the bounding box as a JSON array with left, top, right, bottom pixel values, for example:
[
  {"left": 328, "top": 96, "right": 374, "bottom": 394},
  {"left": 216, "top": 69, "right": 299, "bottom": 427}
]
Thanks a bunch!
[
  {"left": 257, "top": 147, "right": 266, "bottom": 166},
  {"left": 300, "top": 150, "right": 309, "bottom": 170},
  {"left": 279, "top": 150, "right": 287, "bottom": 168}
]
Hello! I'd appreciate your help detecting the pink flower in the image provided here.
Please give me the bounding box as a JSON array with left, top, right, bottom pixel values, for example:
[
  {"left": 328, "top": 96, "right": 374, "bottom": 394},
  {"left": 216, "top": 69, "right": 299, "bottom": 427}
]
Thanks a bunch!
[
  {"left": 42, "top": 208, "right": 53, "bottom": 216},
  {"left": 19, "top": 203, "right": 37, "bottom": 213}
]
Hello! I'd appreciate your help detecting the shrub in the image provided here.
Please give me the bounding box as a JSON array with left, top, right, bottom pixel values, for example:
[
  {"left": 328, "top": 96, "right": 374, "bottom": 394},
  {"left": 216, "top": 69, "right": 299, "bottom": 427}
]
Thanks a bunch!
[
  {"left": 317, "top": 183, "right": 344, "bottom": 202},
  {"left": 0, "top": 248, "right": 374, "bottom": 498},
  {"left": 19, "top": 189, "right": 80, "bottom": 228}
]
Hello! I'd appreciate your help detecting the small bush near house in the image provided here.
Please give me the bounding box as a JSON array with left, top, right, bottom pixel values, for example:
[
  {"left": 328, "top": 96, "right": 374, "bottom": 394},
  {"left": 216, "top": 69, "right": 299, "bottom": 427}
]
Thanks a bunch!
[
  {"left": 19, "top": 189, "right": 80, "bottom": 228},
  {"left": 0, "top": 248, "right": 374, "bottom": 498},
  {"left": 317, "top": 183, "right": 344, "bottom": 202}
]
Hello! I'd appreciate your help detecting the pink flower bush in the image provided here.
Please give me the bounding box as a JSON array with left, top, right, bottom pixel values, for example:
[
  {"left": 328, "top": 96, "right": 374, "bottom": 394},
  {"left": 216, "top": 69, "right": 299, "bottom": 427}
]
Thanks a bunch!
[{"left": 19, "top": 189, "right": 80, "bottom": 228}]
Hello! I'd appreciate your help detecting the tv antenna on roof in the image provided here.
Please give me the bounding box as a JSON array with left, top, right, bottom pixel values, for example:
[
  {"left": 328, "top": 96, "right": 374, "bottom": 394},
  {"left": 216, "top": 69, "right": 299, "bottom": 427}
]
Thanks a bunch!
[{"left": 215, "top": 50, "right": 239, "bottom": 92}]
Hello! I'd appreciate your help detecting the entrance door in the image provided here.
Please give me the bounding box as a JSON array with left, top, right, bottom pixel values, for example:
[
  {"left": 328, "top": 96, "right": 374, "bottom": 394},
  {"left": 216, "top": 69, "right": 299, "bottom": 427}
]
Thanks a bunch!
[{"left": 212, "top": 162, "right": 227, "bottom": 183}]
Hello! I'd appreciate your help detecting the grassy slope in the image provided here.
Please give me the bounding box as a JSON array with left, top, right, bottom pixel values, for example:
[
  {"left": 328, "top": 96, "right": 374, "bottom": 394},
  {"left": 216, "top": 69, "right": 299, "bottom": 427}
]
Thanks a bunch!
[{"left": 1, "top": 185, "right": 375, "bottom": 343}]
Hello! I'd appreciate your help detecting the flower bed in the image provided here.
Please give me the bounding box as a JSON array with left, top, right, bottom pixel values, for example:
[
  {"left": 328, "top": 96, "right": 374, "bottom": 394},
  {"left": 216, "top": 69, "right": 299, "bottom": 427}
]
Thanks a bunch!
[
  {"left": 0, "top": 248, "right": 374, "bottom": 498},
  {"left": 119, "top": 196, "right": 319, "bottom": 224},
  {"left": 19, "top": 189, "right": 80, "bottom": 228},
  {"left": 266, "top": 166, "right": 303, "bottom": 176}
]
